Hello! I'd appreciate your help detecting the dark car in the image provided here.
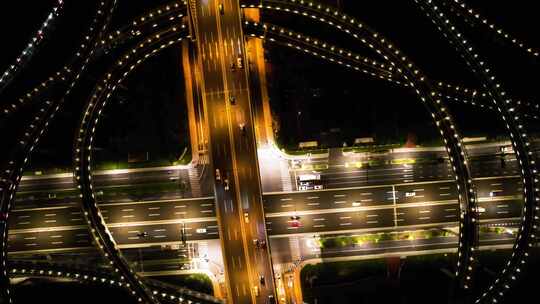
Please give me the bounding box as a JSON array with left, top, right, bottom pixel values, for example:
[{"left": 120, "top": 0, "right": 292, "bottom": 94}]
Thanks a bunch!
[
  {"left": 218, "top": 3, "right": 224, "bottom": 15},
  {"left": 236, "top": 56, "right": 244, "bottom": 69}
]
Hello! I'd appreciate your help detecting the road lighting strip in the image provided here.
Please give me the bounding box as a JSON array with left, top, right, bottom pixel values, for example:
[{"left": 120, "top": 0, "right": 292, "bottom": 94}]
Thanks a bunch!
[
  {"left": 73, "top": 27, "right": 190, "bottom": 303},
  {"left": 1, "top": 14, "right": 194, "bottom": 301},
  {"left": 0, "top": 1, "right": 187, "bottom": 120},
  {"left": 414, "top": 1, "right": 540, "bottom": 302},
  {"left": 8, "top": 260, "right": 223, "bottom": 304},
  {"left": 440, "top": 0, "right": 540, "bottom": 60},
  {"left": 244, "top": 21, "right": 540, "bottom": 120},
  {"left": 0, "top": 2, "right": 118, "bottom": 303},
  {"left": 242, "top": 4, "right": 539, "bottom": 116},
  {"left": 0, "top": 1, "right": 65, "bottom": 96}
]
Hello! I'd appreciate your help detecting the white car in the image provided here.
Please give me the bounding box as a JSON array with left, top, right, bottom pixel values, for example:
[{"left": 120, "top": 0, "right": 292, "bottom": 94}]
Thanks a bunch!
[
  {"left": 474, "top": 207, "right": 486, "bottom": 213},
  {"left": 490, "top": 190, "right": 502, "bottom": 197},
  {"left": 314, "top": 184, "right": 323, "bottom": 190},
  {"left": 500, "top": 146, "right": 514, "bottom": 153},
  {"left": 224, "top": 178, "right": 230, "bottom": 191},
  {"left": 405, "top": 191, "right": 416, "bottom": 197},
  {"left": 215, "top": 169, "right": 221, "bottom": 181}
]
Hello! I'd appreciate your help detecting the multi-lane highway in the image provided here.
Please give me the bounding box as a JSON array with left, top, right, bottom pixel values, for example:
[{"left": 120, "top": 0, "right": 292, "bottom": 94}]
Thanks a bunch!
[
  {"left": 15, "top": 165, "right": 214, "bottom": 209},
  {"left": 8, "top": 130, "right": 529, "bottom": 304},
  {"left": 292, "top": 144, "right": 521, "bottom": 191},
  {"left": 8, "top": 176, "right": 521, "bottom": 252},
  {"left": 191, "top": 0, "right": 276, "bottom": 302}
]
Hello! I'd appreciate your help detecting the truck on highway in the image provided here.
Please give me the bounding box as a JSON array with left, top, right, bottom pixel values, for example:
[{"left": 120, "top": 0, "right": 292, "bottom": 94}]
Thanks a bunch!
[{"left": 297, "top": 173, "right": 323, "bottom": 190}]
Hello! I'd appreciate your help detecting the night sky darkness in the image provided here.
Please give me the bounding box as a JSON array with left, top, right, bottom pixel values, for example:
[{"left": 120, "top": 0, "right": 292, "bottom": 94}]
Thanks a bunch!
[
  {"left": 264, "top": 0, "right": 539, "bottom": 148},
  {"left": 0, "top": 0, "right": 538, "bottom": 163}
]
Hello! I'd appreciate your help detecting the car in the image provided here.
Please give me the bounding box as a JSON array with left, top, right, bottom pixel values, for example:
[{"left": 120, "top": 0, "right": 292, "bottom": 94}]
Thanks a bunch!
[
  {"left": 224, "top": 178, "right": 230, "bottom": 190},
  {"left": 267, "top": 295, "right": 276, "bottom": 304},
  {"left": 314, "top": 184, "right": 323, "bottom": 190},
  {"left": 405, "top": 191, "right": 416, "bottom": 197},
  {"left": 0, "top": 212, "right": 7, "bottom": 222},
  {"left": 291, "top": 160, "right": 303, "bottom": 169},
  {"left": 229, "top": 95, "right": 236, "bottom": 105},
  {"left": 215, "top": 169, "right": 221, "bottom": 181},
  {"left": 253, "top": 239, "right": 266, "bottom": 249},
  {"left": 474, "top": 207, "right": 486, "bottom": 213},
  {"left": 252, "top": 285, "right": 259, "bottom": 297},
  {"left": 352, "top": 201, "right": 361, "bottom": 207},
  {"left": 236, "top": 56, "right": 244, "bottom": 69},
  {"left": 490, "top": 190, "right": 502, "bottom": 197},
  {"left": 48, "top": 193, "right": 56, "bottom": 199},
  {"left": 218, "top": 3, "right": 224, "bottom": 15},
  {"left": 259, "top": 275, "right": 266, "bottom": 285},
  {"left": 196, "top": 228, "right": 207, "bottom": 234},
  {"left": 137, "top": 231, "right": 148, "bottom": 238},
  {"left": 244, "top": 212, "right": 249, "bottom": 223},
  {"left": 500, "top": 146, "right": 514, "bottom": 153},
  {"left": 239, "top": 123, "right": 247, "bottom": 136}
]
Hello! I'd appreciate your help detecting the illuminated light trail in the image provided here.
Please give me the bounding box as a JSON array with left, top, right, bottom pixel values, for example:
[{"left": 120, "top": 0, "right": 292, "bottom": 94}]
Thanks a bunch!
[
  {"left": 0, "top": 1, "right": 187, "bottom": 119},
  {"left": 441, "top": 0, "right": 540, "bottom": 59},
  {"left": 414, "top": 2, "right": 539, "bottom": 302},
  {"left": 0, "top": 1, "right": 118, "bottom": 303},
  {"left": 0, "top": 1, "right": 65, "bottom": 96},
  {"left": 8, "top": 260, "right": 222, "bottom": 304},
  {"left": 73, "top": 26, "right": 189, "bottom": 304},
  {"left": 244, "top": 21, "right": 540, "bottom": 120}
]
